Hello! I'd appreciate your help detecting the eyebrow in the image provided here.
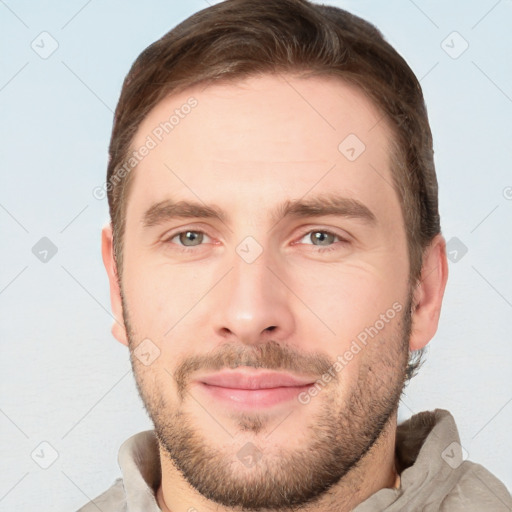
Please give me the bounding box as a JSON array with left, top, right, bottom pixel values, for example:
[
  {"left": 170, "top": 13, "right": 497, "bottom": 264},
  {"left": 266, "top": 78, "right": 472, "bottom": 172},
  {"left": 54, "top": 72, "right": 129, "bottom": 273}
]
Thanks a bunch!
[{"left": 142, "top": 194, "right": 376, "bottom": 229}]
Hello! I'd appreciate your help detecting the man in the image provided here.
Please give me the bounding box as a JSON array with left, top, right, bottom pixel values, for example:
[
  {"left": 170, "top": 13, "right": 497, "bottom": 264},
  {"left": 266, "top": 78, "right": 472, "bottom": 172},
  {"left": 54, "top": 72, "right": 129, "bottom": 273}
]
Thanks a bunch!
[{"left": 79, "top": 0, "right": 512, "bottom": 510}]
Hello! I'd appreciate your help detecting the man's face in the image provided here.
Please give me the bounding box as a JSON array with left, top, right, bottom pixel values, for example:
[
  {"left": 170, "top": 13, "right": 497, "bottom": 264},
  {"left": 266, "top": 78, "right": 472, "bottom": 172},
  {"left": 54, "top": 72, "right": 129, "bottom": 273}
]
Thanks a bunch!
[{"left": 119, "top": 74, "right": 411, "bottom": 508}]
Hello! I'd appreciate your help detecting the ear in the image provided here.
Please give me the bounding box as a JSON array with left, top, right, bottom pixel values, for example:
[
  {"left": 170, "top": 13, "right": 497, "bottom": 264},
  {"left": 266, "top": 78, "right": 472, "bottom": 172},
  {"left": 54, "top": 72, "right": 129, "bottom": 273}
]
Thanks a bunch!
[
  {"left": 101, "top": 224, "right": 128, "bottom": 346},
  {"left": 409, "top": 234, "right": 449, "bottom": 351}
]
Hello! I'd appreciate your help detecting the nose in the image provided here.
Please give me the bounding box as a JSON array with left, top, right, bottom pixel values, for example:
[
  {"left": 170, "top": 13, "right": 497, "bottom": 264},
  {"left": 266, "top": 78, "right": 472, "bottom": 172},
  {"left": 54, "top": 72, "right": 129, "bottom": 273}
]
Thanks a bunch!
[{"left": 211, "top": 245, "right": 295, "bottom": 345}]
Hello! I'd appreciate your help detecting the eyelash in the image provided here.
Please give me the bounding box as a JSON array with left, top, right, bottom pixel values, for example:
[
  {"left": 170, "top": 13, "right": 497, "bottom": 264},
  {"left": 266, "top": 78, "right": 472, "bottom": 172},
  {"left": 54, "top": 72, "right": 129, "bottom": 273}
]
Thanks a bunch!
[{"left": 163, "top": 229, "right": 347, "bottom": 254}]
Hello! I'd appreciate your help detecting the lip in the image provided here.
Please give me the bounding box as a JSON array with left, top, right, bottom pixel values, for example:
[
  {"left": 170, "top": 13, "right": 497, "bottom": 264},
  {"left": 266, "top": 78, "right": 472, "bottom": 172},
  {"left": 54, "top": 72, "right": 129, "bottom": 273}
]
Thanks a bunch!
[
  {"left": 197, "top": 369, "right": 316, "bottom": 389},
  {"left": 193, "top": 369, "right": 316, "bottom": 408}
]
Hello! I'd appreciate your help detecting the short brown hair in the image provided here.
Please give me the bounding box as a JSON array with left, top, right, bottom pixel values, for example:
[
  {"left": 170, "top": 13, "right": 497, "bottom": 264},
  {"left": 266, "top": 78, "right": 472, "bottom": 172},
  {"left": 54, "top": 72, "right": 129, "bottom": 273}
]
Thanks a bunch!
[{"left": 107, "top": 0, "right": 440, "bottom": 285}]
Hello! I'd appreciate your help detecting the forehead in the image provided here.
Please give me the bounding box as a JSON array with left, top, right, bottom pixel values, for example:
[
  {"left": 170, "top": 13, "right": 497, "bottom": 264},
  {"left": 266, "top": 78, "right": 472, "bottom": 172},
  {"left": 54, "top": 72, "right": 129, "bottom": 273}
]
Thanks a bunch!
[
  {"left": 127, "top": 73, "right": 399, "bottom": 226},
  {"left": 133, "top": 73, "right": 389, "bottom": 160}
]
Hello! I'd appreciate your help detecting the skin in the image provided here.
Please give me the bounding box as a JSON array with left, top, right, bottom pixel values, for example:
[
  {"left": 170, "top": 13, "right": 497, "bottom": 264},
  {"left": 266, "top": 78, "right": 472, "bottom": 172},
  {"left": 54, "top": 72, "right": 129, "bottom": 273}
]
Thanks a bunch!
[{"left": 102, "top": 74, "right": 448, "bottom": 512}]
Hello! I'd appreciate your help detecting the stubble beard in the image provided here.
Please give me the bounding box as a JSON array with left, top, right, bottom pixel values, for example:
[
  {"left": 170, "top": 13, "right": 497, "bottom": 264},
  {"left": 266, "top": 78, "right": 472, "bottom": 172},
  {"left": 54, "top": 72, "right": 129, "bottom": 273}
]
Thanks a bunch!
[{"left": 123, "top": 293, "right": 411, "bottom": 510}]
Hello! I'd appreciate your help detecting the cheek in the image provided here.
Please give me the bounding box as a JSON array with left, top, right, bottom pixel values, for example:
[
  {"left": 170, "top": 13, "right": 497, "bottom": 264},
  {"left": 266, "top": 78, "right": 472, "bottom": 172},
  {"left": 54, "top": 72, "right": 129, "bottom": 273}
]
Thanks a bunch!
[
  {"left": 122, "top": 272, "right": 169, "bottom": 337},
  {"left": 288, "top": 261, "right": 409, "bottom": 387},
  {"left": 121, "top": 252, "right": 220, "bottom": 361},
  {"left": 123, "top": 251, "right": 193, "bottom": 322}
]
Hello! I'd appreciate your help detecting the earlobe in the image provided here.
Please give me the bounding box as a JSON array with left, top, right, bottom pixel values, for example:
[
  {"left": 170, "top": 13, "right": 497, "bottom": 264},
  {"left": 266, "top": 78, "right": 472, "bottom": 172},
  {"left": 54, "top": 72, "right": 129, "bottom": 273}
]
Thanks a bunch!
[
  {"left": 101, "top": 224, "right": 129, "bottom": 346},
  {"left": 409, "top": 234, "right": 449, "bottom": 351}
]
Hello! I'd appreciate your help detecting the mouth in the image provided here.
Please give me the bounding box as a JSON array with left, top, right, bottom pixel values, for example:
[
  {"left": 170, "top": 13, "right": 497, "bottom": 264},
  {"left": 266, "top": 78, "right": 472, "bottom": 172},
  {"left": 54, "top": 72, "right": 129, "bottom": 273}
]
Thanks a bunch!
[{"left": 193, "top": 368, "right": 316, "bottom": 408}]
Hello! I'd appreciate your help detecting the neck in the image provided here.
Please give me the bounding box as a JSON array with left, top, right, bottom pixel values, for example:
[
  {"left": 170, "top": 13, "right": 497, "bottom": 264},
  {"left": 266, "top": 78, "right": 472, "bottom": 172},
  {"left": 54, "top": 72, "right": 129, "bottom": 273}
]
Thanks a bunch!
[{"left": 157, "top": 414, "right": 399, "bottom": 512}]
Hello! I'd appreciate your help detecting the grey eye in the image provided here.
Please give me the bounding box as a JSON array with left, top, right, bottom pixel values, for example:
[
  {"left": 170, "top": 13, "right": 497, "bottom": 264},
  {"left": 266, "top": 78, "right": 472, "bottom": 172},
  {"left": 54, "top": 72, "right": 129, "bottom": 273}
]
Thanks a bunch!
[
  {"left": 178, "top": 231, "right": 204, "bottom": 246},
  {"left": 309, "top": 231, "right": 336, "bottom": 246}
]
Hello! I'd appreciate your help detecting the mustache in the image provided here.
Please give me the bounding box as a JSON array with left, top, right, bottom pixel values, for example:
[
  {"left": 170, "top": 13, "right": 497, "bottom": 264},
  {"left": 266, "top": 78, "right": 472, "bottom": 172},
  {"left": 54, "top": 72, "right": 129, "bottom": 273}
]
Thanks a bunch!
[{"left": 173, "top": 340, "right": 335, "bottom": 397}]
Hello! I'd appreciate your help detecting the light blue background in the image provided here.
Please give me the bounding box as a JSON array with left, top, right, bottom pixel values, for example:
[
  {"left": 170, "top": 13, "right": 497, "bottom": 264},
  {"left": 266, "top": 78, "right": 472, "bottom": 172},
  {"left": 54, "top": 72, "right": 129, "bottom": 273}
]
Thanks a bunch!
[{"left": 1, "top": 1, "right": 511, "bottom": 510}]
